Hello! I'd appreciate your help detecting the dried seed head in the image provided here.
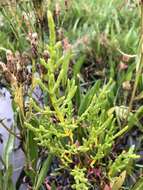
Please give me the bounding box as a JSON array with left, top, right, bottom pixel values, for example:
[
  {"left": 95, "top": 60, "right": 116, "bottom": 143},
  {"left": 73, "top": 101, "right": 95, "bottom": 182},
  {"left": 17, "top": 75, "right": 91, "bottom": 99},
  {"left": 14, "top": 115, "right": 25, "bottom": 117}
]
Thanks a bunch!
[
  {"left": 122, "top": 81, "right": 131, "bottom": 91},
  {"left": 27, "top": 32, "right": 38, "bottom": 57},
  {"left": 27, "top": 32, "right": 32, "bottom": 40},
  {"left": 15, "top": 51, "right": 21, "bottom": 61},
  {"left": 99, "top": 33, "right": 109, "bottom": 47},
  {"left": 17, "top": 62, "right": 22, "bottom": 71},
  {"left": 26, "top": 73, "right": 32, "bottom": 85},
  {"left": 16, "top": 69, "right": 26, "bottom": 83},
  {"left": 6, "top": 50, "right": 14, "bottom": 62},
  {"left": 43, "top": 50, "right": 50, "bottom": 61},
  {"left": 22, "top": 12, "right": 29, "bottom": 21},
  {"left": 21, "top": 52, "right": 30, "bottom": 66},
  {"left": 0, "top": 61, "right": 16, "bottom": 85},
  {"left": 118, "top": 62, "right": 128, "bottom": 71},
  {"left": 64, "top": 0, "right": 70, "bottom": 10},
  {"left": 65, "top": 0, "right": 68, "bottom": 6},
  {"left": 6, "top": 50, "right": 16, "bottom": 74},
  {"left": 31, "top": 47, "right": 38, "bottom": 58},
  {"left": 82, "top": 35, "right": 89, "bottom": 45},
  {"left": 55, "top": 3, "right": 61, "bottom": 16},
  {"left": 0, "top": 61, "right": 7, "bottom": 71},
  {"left": 75, "top": 35, "right": 89, "bottom": 47},
  {"left": 57, "top": 28, "right": 64, "bottom": 41},
  {"left": 27, "top": 32, "right": 38, "bottom": 47},
  {"left": 31, "top": 32, "right": 38, "bottom": 46},
  {"left": 31, "top": 32, "right": 38, "bottom": 40},
  {"left": 122, "top": 54, "right": 130, "bottom": 63},
  {"left": 38, "top": 64, "right": 47, "bottom": 75},
  {"left": 4, "top": 70, "right": 17, "bottom": 85},
  {"left": 62, "top": 38, "right": 72, "bottom": 51},
  {"left": 15, "top": 51, "right": 23, "bottom": 70}
]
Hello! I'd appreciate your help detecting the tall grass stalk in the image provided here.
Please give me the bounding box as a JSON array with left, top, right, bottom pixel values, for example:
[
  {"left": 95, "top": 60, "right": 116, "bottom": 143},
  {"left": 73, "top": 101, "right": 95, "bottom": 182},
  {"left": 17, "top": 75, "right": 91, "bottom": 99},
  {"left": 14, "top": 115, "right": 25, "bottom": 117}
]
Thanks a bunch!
[{"left": 129, "top": 2, "right": 143, "bottom": 111}]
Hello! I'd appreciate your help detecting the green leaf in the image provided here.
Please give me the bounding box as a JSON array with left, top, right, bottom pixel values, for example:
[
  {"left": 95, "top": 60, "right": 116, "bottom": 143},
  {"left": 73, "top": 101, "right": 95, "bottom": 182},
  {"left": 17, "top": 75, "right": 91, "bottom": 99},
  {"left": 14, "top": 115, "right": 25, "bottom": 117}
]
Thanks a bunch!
[
  {"left": 27, "top": 130, "right": 38, "bottom": 169},
  {"left": 4, "top": 165, "right": 15, "bottom": 190},
  {"left": 61, "top": 51, "right": 72, "bottom": 86},
  {"left": 34, "top": 154, "right": 53, "bottom": 190},
  {"left": 73, "top": 55, "right": 85, "bottom": 79},
  {"left": 111, "top": 171, "right": 126, "bottom": 190},
  {"left": 75, "top": 81, "right": 81, "bottom": 108},
  {"left": 47, "top": 10, "right": 56, "bottom": 46},
  {"left": 78, "top": 80, "right": 100, "bottom": 115},
  {"left": 131, "top": 178, "right": 143, "bottom": 190},
  {"left": 3, "top": 126, "right": 14, "bottom": 169},
  {"left": 0, "top": 171, "right": 3, "bottom": 189}
]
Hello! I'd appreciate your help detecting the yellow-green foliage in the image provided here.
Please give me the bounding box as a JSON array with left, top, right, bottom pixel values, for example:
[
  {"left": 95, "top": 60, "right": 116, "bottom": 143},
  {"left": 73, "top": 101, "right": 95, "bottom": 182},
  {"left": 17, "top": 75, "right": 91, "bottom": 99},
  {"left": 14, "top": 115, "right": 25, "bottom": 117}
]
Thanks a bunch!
[{"left": 25, "top": 10, "right": 139, "bottom": 189}]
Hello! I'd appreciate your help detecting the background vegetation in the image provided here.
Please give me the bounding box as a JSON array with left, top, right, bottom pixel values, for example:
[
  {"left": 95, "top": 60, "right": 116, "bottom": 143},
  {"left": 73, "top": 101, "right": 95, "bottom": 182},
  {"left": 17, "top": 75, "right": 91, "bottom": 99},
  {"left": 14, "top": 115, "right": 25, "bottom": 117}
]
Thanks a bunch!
[{"left": 0, "top": 0, "right": 143, "bottom": 189}]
